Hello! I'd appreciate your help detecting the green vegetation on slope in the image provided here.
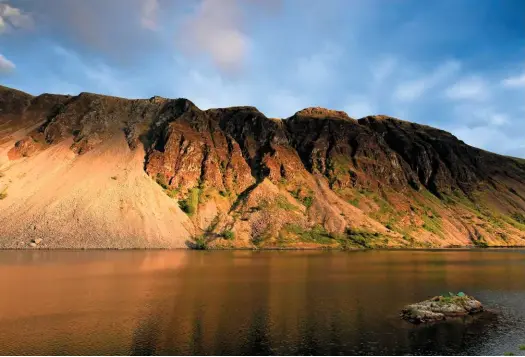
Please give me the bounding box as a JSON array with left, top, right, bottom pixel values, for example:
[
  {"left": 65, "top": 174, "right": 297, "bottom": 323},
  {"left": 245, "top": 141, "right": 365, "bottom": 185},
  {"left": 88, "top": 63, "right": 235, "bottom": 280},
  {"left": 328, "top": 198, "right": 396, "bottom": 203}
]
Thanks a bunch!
[
  {"left": 422, "top": 214, "right": 443, "bottom": 237},
  {"left": 179, "top": 187, "right": 200, "bottom": 216},
  {"left": 342, "top": 229, "right": 382, "bottom": 249},
  {"left": 278, "top": 224, "right": 385, "bottom": 249},
  {"left": 282, "top": 224, "right": 335, "bottom": 245},
  {"left": 155, "top": 173, "right": 169, "bottom": 190},
  {"left": 275, "top": 195, "right": 299, "bottom": 211},
  {"left": 191, "top": 235, "right": 209, "bottom": 250},
  {"left": 221, "top": 230, "right": 235, "bottom": 240},
  {"left": 289, "top": 188, "right": 314, "bottom": 208}
]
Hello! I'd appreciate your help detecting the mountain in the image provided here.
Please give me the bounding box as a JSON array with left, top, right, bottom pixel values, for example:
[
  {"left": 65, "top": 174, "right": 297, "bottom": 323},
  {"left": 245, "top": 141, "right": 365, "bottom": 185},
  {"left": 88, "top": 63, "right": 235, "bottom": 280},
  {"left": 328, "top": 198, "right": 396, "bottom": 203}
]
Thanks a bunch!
[{"left": 0, "top": 85, "right": 524, "bottom": 249}]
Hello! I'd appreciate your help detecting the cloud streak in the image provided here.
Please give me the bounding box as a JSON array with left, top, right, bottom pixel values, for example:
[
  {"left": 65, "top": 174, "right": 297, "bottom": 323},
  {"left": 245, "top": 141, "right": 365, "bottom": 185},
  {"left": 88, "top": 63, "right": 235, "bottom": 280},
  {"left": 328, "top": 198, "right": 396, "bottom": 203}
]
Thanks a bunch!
[
  {"left": 502, "top": 71, "right": 525, "bottom": 88},
  {"left": 393, "top": 60, "right": 461, "bottom": 102},
  {"left": 445, "top": 76, "right": 489, "bottom": 101},
  {"left": 0, "top": 54, "right": 15, "bottom": 73}
]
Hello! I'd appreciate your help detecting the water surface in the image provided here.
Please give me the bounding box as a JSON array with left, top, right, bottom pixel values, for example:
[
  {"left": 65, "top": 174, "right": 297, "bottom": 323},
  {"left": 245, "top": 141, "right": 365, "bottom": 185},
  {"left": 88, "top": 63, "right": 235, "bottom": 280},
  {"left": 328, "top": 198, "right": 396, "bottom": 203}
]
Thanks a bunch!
[{"left": 0, "top": 249, "right": 524, "bottom": 355}]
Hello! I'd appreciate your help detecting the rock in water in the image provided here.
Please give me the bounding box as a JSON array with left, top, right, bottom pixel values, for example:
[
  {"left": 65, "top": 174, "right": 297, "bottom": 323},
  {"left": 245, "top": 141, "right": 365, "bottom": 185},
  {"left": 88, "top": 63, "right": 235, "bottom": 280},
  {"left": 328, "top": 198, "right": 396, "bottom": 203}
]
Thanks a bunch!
[
  {"left": 28, "top": 242, "right": 37, "bottom": 247},
  {"left": 401, "top": 294, "right": 484, "bottom": 323}
]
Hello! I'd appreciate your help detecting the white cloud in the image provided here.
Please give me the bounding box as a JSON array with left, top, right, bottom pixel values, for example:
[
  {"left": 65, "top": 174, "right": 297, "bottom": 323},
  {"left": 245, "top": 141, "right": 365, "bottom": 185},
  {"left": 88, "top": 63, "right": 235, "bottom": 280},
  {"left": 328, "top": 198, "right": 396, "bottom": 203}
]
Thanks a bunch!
[
  {"left": 440, "top": 66, "right": 525, "bottom": 157},
  {"left": 502, "top": 71, "right": 525, "bottom": 88},
  {"left": 393, "top": 60, "right": 461, "bottom": 102},
  {"left": 0, "top": 53, "right": 15, "bottom": 73},
  {"left": 445, "top": 76, "right": 489, "bottom": 101},
  {"left": 176, "top": 0, "right": 250, "bottom": 73},
  {"left": 0, "top": 2, "right": 33, "bottom": 33}
]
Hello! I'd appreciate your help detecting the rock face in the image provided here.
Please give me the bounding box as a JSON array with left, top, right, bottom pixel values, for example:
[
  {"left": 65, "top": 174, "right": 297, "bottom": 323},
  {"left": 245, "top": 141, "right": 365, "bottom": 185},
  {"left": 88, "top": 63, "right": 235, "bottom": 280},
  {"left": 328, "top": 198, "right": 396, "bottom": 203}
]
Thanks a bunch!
[
  {"left": 401, "top": 295, "right": 484, "bottom": 323},
  {"left": 0, "top": 85, "right": 524, "bottom": 248}
]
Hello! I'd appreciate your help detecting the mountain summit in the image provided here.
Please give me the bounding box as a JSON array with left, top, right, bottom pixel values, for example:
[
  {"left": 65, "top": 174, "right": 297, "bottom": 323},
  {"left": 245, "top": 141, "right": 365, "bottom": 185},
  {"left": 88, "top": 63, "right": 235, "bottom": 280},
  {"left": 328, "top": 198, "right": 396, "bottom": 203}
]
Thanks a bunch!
[{"left": 0, "top": 85, "right": 524, "bottom": 249}]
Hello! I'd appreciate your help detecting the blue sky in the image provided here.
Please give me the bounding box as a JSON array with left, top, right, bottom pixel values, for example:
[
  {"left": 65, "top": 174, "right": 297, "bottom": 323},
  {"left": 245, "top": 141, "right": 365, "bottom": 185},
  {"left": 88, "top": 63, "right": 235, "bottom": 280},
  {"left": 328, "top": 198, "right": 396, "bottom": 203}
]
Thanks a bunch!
[{"left": 1, "top": 0, "right": 524, "bottom": 157}]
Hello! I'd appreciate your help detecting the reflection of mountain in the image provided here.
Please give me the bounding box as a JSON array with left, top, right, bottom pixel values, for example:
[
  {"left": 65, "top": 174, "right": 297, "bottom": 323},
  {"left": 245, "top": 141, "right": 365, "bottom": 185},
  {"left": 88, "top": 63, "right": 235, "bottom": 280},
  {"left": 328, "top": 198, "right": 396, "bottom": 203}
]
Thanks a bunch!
[
  {"left": 130, "top": 311, "right": 161, "bottom": 356},
  {"left": 0, "top": 251, "right": 188, "bottom": 355},
  {"left": 131, "top": 251, "right": 276, "bottom": 355},
  {"left": 1, "top": 250, "right": 524, "bottom": 355},
  {"left": 121, "top": 251, "right": 525, "bottom": 355}
]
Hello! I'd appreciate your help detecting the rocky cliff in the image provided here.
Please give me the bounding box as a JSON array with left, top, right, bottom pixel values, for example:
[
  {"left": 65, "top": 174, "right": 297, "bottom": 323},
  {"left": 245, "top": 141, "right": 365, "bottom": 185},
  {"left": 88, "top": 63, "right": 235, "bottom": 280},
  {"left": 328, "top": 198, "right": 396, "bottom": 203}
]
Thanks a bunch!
[{"left": 1, "top": 85, "right": 524, "bottom": 249}]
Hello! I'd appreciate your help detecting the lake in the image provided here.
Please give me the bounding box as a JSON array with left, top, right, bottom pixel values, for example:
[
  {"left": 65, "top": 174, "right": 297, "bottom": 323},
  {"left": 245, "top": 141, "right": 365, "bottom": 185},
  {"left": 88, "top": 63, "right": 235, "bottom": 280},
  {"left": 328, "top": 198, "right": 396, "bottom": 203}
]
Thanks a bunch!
[{"left": 0, "top": 250, "right": 524, "bottom": 355}]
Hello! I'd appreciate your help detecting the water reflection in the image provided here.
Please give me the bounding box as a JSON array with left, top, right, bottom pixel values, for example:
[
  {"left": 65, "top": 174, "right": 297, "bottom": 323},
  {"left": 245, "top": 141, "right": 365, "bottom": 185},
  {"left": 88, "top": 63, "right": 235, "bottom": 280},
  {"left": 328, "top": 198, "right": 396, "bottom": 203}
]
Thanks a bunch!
[{"left": 0, "top": 250, "right": 524, "bottom": 355}]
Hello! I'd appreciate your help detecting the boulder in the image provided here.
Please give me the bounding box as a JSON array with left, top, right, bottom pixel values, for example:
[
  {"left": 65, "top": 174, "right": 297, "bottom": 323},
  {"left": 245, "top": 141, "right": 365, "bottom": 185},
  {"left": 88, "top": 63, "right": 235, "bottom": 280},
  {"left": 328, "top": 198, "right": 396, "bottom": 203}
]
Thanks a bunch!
[{"left": 401, "top": 294, "right": 484, "bottom": 323}]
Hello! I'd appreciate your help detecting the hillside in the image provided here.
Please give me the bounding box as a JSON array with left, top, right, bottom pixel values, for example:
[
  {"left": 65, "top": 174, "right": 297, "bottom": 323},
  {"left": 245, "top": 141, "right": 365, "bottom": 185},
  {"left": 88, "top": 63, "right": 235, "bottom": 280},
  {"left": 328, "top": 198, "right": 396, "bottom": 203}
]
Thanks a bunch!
[{"left": 0, "top": 85, "right": 524, "bottom": 249}]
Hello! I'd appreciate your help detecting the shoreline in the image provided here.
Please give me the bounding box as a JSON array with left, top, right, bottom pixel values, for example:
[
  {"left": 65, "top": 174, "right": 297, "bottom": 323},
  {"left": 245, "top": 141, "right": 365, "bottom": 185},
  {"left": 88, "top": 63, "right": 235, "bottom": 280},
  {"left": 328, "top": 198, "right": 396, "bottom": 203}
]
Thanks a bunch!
[{"left": 1, "top": 246, "right": 525, "bottom": 252}]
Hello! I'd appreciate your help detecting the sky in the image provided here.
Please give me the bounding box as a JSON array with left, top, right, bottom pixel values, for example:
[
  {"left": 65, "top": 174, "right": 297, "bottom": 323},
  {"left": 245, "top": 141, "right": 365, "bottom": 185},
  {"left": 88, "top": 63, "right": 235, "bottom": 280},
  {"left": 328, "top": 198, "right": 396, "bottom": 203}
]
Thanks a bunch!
[{"left": 0, "top": 0, "right": 524, "bottom": 158}]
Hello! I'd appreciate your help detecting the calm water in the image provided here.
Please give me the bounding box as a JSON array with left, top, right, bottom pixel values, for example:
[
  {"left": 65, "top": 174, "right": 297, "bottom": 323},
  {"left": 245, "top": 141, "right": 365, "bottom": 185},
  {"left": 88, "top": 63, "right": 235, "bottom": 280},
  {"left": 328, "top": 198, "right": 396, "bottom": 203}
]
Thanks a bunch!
[{"left": 0, "top": 250, "right": 524, "bottom": 355}]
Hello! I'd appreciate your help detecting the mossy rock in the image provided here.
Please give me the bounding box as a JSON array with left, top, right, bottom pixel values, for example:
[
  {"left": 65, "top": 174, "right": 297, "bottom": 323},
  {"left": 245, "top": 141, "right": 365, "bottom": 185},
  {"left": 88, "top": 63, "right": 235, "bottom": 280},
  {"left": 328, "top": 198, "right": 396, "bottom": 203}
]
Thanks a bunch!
[{"left": 401, "top": 293, "right": 484, "bottom": 324}]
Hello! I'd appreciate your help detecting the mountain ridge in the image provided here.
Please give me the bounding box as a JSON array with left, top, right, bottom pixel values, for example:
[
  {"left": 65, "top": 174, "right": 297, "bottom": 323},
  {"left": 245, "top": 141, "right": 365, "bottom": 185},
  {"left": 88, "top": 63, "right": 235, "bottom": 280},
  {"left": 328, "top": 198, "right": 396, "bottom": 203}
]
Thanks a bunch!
[{"left": 0, "top": 85, "right": 524, "bottom": 249}]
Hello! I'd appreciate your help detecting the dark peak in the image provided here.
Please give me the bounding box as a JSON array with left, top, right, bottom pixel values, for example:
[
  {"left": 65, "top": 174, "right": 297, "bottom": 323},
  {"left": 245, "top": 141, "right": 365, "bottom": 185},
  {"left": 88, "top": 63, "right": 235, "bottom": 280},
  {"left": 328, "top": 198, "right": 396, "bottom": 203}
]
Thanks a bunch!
[
  {"left": 294, "top": 107, "right": 354, "bottom": 121},
  {"left": 28, "top": 93, "right": 72, "bottom": 112},
  {"left": 150, "top": 99, "right": 203, "bottom": 128},
  {"left": 228, "top": 105, "right": 261, "bottom": 112},
  {"left": 36, "top": 93, "right": 72, "bottom": 100},
  {"left": 359, "top": 115, "right": 455, "bottom": 136},
  {"left": 205, "top": 105, "right": 262, "bottom": 116},
  {"left": 158, "top": 98, "right": 201, "bottom": 117},
  {"left": 358, "top": 115, "right": 405, "bottom": 123},
  {"left": 173, "top": 98, "right": 198, "bottom": 108},
  {"left": 149, "top": 95, "right": 166, "bottom": 104},
  {"left": 76, "top": 91, "right": 125, "bottom": 101},
  {"left": 357, "top": 115, "right": 410, "bottom": 130},
  {"left": 77, "top": 91, "right": 100, "bottom": 98},
  {"left": 0, "top": 86, "right": 34, "bottom": 115}
]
